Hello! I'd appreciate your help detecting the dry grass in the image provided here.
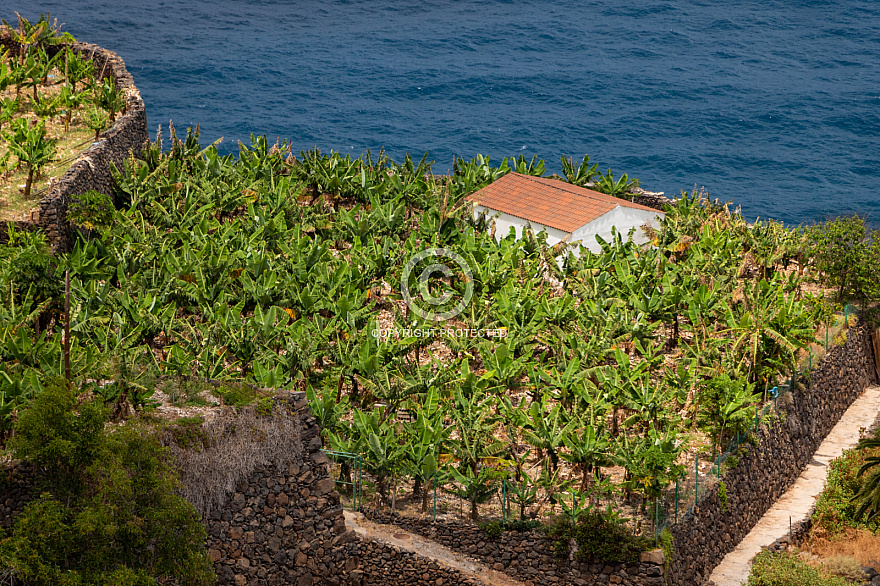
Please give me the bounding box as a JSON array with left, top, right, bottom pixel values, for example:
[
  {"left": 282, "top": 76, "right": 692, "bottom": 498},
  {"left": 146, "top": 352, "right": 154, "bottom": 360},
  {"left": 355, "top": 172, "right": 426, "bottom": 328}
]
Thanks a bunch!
[
  {"left": 0, "top": 72, "right": 95, "bottom": 221},
  {"left": 803, "top": 528, "right": 880, "bottom": 570},
  {"left": 164, "top": 403, "right": 303, "bottom": 519}
]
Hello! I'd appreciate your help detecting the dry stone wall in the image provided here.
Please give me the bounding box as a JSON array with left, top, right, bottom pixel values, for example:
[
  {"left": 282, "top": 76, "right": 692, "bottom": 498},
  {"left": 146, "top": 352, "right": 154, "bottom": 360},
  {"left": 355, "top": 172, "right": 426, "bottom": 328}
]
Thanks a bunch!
[
  {"left": 0, "top": 461, "right": 35, "bottom": 533},
  {"left": 0, "top": 34, "right": 148, "bottom": 253},
  {"left": 363, "top": 511, "right": 665, "bottom": 586},
  {"left": 201, "top": 391, "right": 485, "bottom": 586},
  {"left": 668, "top": 322, "right": 876, "bottom": 585}
]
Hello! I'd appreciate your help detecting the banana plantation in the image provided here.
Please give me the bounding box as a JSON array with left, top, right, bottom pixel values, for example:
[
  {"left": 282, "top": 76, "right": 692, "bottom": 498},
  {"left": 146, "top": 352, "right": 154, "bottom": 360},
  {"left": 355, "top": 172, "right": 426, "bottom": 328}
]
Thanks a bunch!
[{"left": 0, "top": 127, "right": 826, "bottom": 532}]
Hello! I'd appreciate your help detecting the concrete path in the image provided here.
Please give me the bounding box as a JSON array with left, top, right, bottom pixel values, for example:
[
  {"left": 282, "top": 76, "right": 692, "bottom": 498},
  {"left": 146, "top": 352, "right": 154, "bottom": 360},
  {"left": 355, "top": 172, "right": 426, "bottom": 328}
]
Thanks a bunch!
[
  {"left": 710, "top": 385, "right": 880, "bottom": 586},
  {"left": 344, "top": 511, "right": 529, "bottom": 586}
]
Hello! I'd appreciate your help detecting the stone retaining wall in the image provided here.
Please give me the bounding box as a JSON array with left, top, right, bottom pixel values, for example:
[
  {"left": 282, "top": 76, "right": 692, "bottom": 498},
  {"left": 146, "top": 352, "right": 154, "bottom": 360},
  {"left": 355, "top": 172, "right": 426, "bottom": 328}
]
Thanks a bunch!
[
  {"left": 362, "top": 511, "right": 665, "bottom": 586},
  {"left": 0, "top": 34, "right": 148, "bottom": 253},
  {"left": 203, "top": 391, "right": 485, "bottom": 586},
  {"left": 0, "top": 461, "right": 35, "bottom": 533},
  {"left": 669, "top": 322, "right": 876, "bottom": 585}
]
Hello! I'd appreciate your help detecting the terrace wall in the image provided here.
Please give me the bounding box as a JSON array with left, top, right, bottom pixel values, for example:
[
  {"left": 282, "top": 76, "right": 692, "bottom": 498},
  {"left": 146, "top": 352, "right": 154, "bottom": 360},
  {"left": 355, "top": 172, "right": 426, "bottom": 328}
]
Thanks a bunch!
[
  {"left": 363, "top": 511, "right": 666, "bottom": 586},
  {"left": 0, "top": 34, "right": 148, "bottom": 253},
  {"left": 669, "top": 322, "right": 876, "bottom": 585}
]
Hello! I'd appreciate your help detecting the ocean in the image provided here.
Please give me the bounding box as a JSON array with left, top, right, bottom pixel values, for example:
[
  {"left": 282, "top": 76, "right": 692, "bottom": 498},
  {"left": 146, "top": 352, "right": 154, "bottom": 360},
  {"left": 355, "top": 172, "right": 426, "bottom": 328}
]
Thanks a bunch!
[{"left": 8, "top": 0, "right": 880, "bottom": 224}]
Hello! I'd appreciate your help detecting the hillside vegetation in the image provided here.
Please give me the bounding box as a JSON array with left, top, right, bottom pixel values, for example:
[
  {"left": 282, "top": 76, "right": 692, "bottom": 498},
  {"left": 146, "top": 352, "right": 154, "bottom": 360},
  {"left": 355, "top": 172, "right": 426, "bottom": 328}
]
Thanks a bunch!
[{"left": 2, "top": 127, "right": 844, "bottom": 529}]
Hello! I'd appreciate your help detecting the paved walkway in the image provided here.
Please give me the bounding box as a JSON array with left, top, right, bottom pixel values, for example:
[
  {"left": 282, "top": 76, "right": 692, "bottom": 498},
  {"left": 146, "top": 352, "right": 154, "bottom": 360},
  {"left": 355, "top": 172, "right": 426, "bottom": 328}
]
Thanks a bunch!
[
  {"left": 709, "top": 385, "right": 880, "bottom": 586},
  {"left": 344, "top": 511, "right": 529, "bottom": 586}
]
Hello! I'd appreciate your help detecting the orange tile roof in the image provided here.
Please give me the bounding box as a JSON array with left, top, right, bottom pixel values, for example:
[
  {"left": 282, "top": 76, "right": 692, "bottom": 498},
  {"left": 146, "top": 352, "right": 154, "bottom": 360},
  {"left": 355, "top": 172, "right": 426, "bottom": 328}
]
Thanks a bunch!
[{"left": 467, "top": 173, "right": 661, "bottom": 233}]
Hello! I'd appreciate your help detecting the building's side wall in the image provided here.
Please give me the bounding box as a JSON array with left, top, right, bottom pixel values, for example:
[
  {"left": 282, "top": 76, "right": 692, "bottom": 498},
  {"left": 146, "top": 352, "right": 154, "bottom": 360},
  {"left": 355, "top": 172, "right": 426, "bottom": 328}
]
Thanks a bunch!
[
  {"left": 570, "top": 207, "right": 662, "bottom": 253},
  {"left": 473, "top": 205, "right": 570, "bottom": 246},
  {"left": 472, "top": 205, "right": 662, "bottom": 254}
]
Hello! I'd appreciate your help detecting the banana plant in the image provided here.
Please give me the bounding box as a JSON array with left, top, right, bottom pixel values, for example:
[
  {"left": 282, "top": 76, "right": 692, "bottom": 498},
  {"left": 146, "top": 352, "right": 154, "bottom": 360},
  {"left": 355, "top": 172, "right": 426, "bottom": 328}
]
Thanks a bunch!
[
  {"left": 614, "top": 429, "right": 683, "bottom": 505},
  {"left": 0, "top": 96, "right": 20, "bottom": 133},
  {"left": 522, "top": 395, "right": 578, "bottom": 472},
  {"left": 402, "top": 389, "right": 450, "bottom": 512},
  {"left": 442, "top": 462, "right": 505, "bottom": 521},
  {"left": 698, "top": 374, "right": 759, "bottom": 457},
  {"left": 560, "top": 154, "right": 598, "bottom": 187},
  {"left": 353, "top": 407, "right": 407, "bottom": 508},
  {"left": 83, "top": 106, "right": 108, "bottom": 139},
  {"left": 594, "top": 169, "right": 636, "bottom": 199},
  {"left": 4, "top": 118, "right": 56, "bottom": 198},
  {"left": 510, "top": 154, "right": 545, "bottom": 176},
  {"left": 561, "top": 423, "right": 611, "bottom": 492},
  {"left": 63, "top": 46, "right": 94, "bottom": 92},
  {"left": 94, "top": 77, "right": 125, "bottom": 123},
  {"left": 506, "top": 467, "right": 539, "bottom": 520},
  {"left": 559, "top": 488, "right": 593, "bottom": 524}
]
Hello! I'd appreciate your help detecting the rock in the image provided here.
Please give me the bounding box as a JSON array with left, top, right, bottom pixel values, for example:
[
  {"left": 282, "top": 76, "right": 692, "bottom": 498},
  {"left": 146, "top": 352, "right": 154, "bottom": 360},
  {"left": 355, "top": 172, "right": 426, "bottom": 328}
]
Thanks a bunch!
[
  {"left": 313, "top": 478, "right": 335, "bottom": 496},
  {"left": 234, "top": 576, "right": 246, "bottom": 586},
  {"left": 640, "top": 549, "right": 665, "bottom": 565}
]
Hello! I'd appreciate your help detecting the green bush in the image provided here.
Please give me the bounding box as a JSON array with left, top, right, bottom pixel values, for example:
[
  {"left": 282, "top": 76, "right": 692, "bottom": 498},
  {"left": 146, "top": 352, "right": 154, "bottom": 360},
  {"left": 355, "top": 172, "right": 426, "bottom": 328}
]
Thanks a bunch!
[
  {"left": 813, "top": 445, "right": 880, "bottom": 535},
  {"left": 718, "top": 481, "right": 729, "bottom": 514},
  {"left": 478, "top": 520, "right": 502, "bottom": 539},
  {"left": 658, "top": 528, "right": 673, "bottom": 575},
  {"left": 805, "top": 215, "right": 880, "bottom": 302},
  {"left": 0, "top": 381, "right": 216, "bottom": 585},
  {"left": 67, "top": 190, "right": 117, "bottom": 233},
  {"left": 747, "top": 551, "right": 852, "bottom": 586},
  {"left": 503, "top": 519, "right": 542, "bottom": 532},
  {"left": 214, "top": 384, "right": 258, "bottom": 407},
  {"left": 544, "top": 509, "right": 652, "bottom": 563}
]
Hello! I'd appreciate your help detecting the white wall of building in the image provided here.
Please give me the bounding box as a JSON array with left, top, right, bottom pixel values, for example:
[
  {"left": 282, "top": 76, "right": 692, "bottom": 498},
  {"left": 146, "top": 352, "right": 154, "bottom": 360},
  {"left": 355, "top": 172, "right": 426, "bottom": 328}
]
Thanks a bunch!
[
  {"left": 473, "top": 205, "right": 570, "bottom": 246},
  {"left": 473, "top": 204, "right": 663, "bottom": 255},
  {"left": 570, "top": 206, "right": 662, "bottom": 253}
]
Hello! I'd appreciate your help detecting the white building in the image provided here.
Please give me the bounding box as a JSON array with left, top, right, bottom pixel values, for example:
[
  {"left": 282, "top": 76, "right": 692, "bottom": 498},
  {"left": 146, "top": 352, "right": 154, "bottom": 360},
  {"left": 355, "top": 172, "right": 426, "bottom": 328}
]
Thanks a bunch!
[{"left": 467, "top": 173, "right": 664, "bottom": 254}]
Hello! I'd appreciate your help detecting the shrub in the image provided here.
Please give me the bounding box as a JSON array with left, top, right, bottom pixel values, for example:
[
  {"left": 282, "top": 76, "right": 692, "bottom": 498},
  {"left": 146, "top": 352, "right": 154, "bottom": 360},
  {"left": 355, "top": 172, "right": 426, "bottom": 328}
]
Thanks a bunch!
[
  {"left": 747, "top": 551, "right": 852, "bottom": 586},
  {"left": 805, "top": 215, "right": 880, "bottom": 302},
  {"left": 503, "top": 519, "right": 542, "bottom": 532},
  {"left": 813, "top": 445, "right": 880, "bottom": 535},
  {"left": 543, "top": 508, "right": 652, "bottom": 563},
  {"left": 67, "top": 190, "right": 117, "bottom": 233},
  {"left": 0, "top": 381, "right": 216, "bottom": 585},
  {"left": 718, "top": 481, "right": 729, "bottom": 513},
  {"left": 821, "top": 555, "right": 865, "bottom": 582},
  {"left": 658, "top": 528, "right": 673, "bottom": 575},
  {"left": 213, "top": 383, "right": 258, "bottom": 407},
  {"left": 479, "top": 520, "right": 502, "bottom": 539}
]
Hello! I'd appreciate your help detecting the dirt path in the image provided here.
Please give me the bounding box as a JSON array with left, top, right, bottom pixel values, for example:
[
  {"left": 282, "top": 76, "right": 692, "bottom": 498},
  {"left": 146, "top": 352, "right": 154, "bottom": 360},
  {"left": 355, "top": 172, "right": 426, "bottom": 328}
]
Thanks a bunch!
[
  {"left": 344, "top": 511, "right": 530, "bottom": 586},
  {"left": 709, "top": 385, "right": 880, "bottom": 586}
]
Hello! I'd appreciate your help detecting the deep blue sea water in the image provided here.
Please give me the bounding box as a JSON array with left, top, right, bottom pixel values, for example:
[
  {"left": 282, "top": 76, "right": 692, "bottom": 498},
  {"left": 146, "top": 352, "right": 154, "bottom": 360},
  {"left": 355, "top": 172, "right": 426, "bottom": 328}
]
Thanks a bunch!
[{"left": 9, "top": 1, "right": 880, "bottom": 224}]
